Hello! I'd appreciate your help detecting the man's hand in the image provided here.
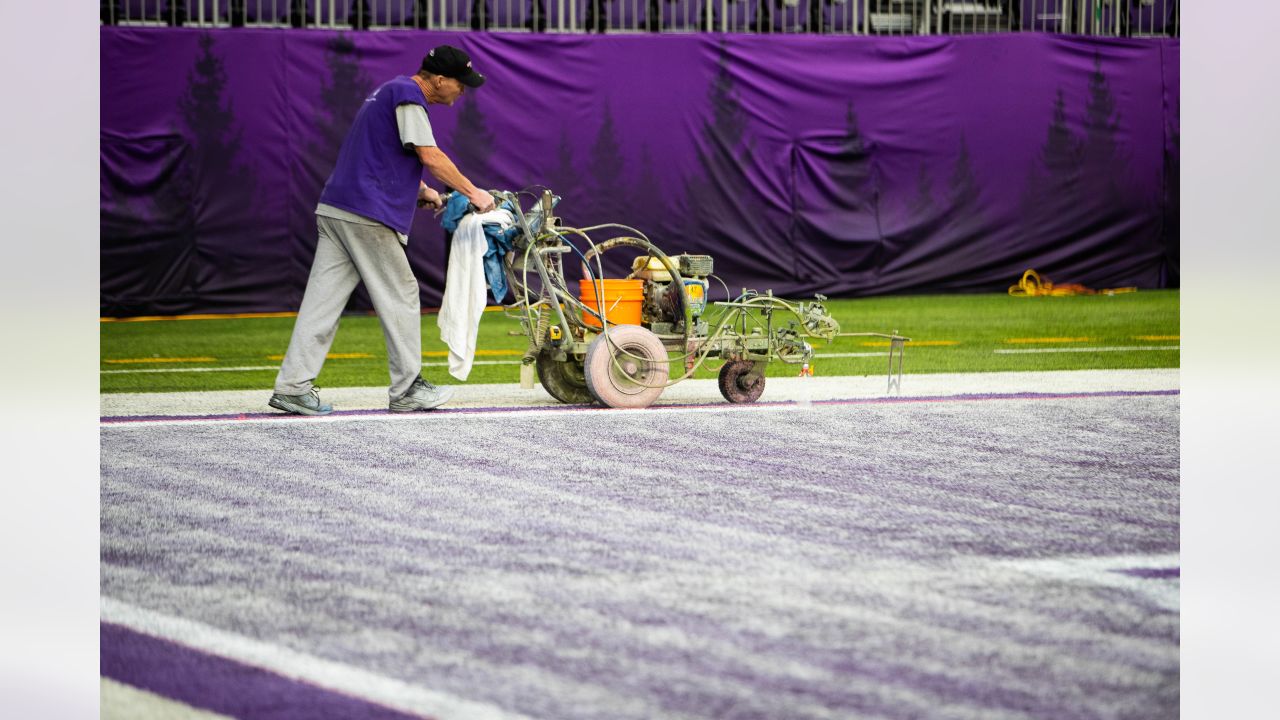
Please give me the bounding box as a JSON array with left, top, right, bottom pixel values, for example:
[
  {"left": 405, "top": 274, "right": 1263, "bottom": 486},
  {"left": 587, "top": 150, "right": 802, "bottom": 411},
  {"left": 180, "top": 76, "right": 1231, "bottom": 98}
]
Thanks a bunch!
[
  {"left": 417, "top": 183, "right": 444, "bottom": 210},
  {"left": 467, "top": 188, "right": 496, "bottom": 214}
]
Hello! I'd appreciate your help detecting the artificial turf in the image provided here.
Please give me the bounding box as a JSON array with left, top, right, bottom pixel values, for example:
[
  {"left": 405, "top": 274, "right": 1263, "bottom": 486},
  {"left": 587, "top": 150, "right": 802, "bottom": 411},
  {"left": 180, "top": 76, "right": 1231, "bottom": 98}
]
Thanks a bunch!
[{"left": 100, "top": 290, "right": 1179, "bottom": 394}]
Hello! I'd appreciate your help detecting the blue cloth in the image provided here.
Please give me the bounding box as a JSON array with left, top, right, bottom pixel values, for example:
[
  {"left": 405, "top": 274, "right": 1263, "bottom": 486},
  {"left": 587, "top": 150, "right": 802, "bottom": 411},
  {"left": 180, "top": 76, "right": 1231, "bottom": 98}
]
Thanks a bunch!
[
  {"left": 319, "top": 76, "right": 427, "bottom": 236},
  {"left": 441, "top": 195, "right": 522, "bottom": 303}
]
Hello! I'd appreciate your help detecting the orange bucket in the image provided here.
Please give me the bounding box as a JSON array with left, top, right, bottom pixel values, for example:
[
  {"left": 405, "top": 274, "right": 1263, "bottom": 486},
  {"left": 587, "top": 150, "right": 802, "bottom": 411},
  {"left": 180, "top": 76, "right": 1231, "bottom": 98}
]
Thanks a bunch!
[{"left": 579, "top": 279, "right": 644, "bottom": 328}]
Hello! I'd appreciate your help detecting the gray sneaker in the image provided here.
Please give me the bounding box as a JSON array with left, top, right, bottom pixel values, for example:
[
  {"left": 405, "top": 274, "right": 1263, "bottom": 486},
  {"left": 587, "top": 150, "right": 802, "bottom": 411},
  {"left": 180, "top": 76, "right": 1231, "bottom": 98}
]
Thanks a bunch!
[
  {"left": 268, "top": 387, "right": 333, "bottom": 416},
  {"left": 390, "top": 375, "right": 454, "bottom": 412}
]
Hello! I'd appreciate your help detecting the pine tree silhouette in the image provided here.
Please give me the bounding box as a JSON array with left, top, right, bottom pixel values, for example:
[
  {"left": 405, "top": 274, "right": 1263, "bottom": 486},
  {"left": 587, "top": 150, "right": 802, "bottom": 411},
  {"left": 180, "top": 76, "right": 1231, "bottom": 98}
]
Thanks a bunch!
[
  {"left": 1041, "top": 88, "right": 1083, "bottom": 195},
  {"left": 173, "top": 33, "right": 259, "bottom": 309},
  {"left": 1080, "top": 53, "right": 1126, "bottom": 200},
  {"left": 450, "top": 93, "right": 495, "bottom": 191},
  {"left": 684, "top": 41, "right": 782, "bottom": 287},
  {"left": 586, "top": 101, "right": 626, "bottom": 226},
  {"left": 297, "top": 35, "right": 370, "bottom": 308},
  {"left": 832, "top": 103, "right": 874, "bottom": 214},
  {"left": 100, "top": 136, "right": 198, "bottom": 316},
  {"left": 908, "top": 165, "right": 935, "bottom": 221},
  {"left": 946, "top": 134, "right": 982, "bottom": 235},
  {"left": 313, "top": 36, "right": 371, "bottom": 162},
  {"left": 704, "top": 46, "right": 752, "bottom": 169},
  {"left": 178, "top": 33, "right": 252, "bottom": 202},
  {"left": 1161, "top": 103, "right": 1180, "bottom": 285},
  {"left": 1018, "top": 87, "right": 1082, "bottom": 248},
  {"left": 794, "top": 101, "right": 881, "bottom": 287}
]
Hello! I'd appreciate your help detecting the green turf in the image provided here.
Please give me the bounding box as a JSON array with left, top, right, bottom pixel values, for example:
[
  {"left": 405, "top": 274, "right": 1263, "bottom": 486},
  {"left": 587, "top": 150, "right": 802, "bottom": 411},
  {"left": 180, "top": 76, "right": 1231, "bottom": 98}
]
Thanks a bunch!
[{"left": 100, "top": 290, "right": 1179, "bottom": 394}]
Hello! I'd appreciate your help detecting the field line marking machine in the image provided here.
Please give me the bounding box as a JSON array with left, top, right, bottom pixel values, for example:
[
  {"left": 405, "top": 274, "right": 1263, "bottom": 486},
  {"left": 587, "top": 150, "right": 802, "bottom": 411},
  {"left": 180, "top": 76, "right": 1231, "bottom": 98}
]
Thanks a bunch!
[{"left": 441, "top": 188, "right": 909, "bottom": 409}]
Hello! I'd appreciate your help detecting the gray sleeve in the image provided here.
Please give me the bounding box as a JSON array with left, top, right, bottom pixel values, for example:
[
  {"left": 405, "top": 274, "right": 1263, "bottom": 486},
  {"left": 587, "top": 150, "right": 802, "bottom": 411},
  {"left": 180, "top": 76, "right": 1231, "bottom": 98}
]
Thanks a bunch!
[{"left": 396, "top": 103, "right": 436, "bottom": 149}]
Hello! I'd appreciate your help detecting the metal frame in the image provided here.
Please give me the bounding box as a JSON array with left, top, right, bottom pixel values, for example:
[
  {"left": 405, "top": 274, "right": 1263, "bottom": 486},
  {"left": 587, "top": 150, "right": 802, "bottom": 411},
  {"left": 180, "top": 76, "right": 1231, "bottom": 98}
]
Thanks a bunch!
[
  {"left": 101, "top": 0, "right": 1178, "bottom": 35},
  {"left": 496, "top": 188, "right": 909, "bottom": 403}
]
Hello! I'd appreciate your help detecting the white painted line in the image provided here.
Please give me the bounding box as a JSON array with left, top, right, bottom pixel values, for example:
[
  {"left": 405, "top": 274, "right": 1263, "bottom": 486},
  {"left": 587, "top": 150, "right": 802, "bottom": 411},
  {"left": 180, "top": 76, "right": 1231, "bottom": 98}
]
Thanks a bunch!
[
  {"left": 102, "top": 361, "right": 523, "bottom": 375},
  {"left": 101, "top": 597, "right": 533, "bottom": 720},
  {"left": 102, "top": 365, "right": 280, "bottom": 375},
  {"left": 100, "top": 400, "right": 818, "bottom": 429},
  {"left": 994, "top": 345, "right": 1180, "bottom": 355}
]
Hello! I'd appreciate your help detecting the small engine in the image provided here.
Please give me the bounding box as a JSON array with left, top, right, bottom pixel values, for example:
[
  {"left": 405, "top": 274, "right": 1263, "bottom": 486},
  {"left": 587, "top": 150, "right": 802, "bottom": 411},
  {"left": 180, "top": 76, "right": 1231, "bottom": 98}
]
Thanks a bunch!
[{"left": 631, "top": 254, "right": 713, "bottom": 334}]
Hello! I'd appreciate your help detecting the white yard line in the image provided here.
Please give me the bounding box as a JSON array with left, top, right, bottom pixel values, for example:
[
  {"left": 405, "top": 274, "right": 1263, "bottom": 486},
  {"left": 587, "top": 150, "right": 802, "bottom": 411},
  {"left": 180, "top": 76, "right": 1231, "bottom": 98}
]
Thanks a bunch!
[
  {"left": 102, "top": 360, "right": 524, "bottom": 375},
  {"left": 995, "top": 345, "right": 1180, "bottom": 354},
  {"left": 102, "top": 365, "right": 280, "bottom": 375},
  {"left": 101, "top": 598, "right": 532, "bottom": 720}
]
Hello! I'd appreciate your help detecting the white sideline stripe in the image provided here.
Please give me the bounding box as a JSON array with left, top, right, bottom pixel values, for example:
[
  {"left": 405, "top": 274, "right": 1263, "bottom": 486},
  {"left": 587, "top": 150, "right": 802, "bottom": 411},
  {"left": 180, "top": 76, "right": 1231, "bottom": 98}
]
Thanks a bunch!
[
  {"left": 100, "top": 597, "right": 532, "bottom": 720},
  {"left": 102, "top": 365, "right": 280, "bottom": 375},
  {"left": 100, "top": 388, "right": 1177, "bottom": 430},
  {"left": 995, "top": 345, "right": 1180, "bottom": 355},
  {"left": 102, "top": 361, "right": 522, "bottom": 375},
  {"left": 101, "top": 399, "right": 837, "bottom": 429}
]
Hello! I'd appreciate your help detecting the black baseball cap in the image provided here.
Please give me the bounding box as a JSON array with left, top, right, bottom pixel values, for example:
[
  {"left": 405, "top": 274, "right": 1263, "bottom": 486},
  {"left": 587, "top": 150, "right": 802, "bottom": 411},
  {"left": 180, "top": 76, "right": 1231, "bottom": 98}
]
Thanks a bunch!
[{"left": 421, "top": 45, "right": 485, "bottom": 88}]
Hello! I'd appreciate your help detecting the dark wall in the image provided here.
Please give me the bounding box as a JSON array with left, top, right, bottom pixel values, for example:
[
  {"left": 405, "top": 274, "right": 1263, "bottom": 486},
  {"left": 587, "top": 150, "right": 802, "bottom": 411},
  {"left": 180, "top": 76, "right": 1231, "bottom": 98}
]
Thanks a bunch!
[{"left": 100, "top": 28, "right": 1179, "bottom": 316}]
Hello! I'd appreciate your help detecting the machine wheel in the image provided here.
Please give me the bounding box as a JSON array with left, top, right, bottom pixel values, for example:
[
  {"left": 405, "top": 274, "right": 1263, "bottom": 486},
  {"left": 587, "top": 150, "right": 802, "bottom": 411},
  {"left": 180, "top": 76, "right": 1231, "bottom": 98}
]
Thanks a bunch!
[
  {"left": 536, "top": 349, "right": 593, "bottom": 404},
  {"left": 583, "top": 325, "right": 669, "bottom": 409},
  {"left": 718, "top": 360, "right": 766, "bottom": 404}
]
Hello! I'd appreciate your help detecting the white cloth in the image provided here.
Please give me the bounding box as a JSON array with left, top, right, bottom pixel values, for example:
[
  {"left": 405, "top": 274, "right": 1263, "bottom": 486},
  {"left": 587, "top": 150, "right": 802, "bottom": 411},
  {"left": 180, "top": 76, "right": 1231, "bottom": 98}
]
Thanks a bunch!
[{"left": 437, "top": 209, "right": 514, "bottom": 381}]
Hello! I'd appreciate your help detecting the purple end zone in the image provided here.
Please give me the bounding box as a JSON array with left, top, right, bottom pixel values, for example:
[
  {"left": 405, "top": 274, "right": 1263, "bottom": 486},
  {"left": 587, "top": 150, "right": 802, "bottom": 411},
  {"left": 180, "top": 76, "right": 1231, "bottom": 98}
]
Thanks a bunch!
[
  {"left": 99, "top": 389, "right": 1181, "bottom": 424},
  {"left": 101, "top": 622, "right": 431, "bottom": 720}
]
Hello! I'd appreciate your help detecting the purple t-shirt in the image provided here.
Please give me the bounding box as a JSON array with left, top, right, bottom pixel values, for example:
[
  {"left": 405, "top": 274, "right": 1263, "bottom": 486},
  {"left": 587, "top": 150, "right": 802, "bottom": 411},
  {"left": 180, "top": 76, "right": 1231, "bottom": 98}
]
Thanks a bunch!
[{"left": 318, "top": 76, "right": 427, "bottom": 236}]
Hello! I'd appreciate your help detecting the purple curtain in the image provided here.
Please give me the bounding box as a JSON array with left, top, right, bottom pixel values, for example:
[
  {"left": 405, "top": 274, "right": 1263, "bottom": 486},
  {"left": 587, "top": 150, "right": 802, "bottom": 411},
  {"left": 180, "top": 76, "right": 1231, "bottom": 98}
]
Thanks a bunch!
[{"left": 101, "top": 28, "right": 1179, "bottom": 316}]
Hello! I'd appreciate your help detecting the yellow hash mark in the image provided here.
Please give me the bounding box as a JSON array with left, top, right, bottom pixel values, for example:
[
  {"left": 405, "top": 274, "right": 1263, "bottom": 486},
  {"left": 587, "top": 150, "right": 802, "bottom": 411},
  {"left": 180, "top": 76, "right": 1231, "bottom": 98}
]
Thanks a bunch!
[
  {"left": 422, "top": 349, "right": 522, "bottom": 357},
  {"left": 1135, "top": 335, "right": 1180, "bottom": 341},
  {"left": 861, "top": 340, "right": 958, "bottom": 347},
  {"left": 103, "top": 357, "right": 217, "bottom": 364},
  {"left": 101, "top": 312, "right": 298, "bottom": 323},
  {"left": 265, "top": 352, "right": 374, "bottom": 361},
  {"left": 1004, "top": 337, "right": 1093, "bottom": 344}
]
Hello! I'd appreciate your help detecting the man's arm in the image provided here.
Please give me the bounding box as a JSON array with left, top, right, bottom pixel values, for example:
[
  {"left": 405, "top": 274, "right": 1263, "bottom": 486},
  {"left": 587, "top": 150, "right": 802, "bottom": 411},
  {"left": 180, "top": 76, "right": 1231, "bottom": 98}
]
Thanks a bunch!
[{"left": 415, "top": 146, "right": 495, "bottom": 213}]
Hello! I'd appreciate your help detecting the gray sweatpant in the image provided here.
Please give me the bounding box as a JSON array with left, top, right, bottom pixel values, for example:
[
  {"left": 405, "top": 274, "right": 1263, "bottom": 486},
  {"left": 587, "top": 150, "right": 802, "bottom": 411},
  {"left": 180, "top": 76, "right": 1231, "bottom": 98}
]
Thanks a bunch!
[{"left": 274, "top": 215, "right": 421, "bottom": 401}]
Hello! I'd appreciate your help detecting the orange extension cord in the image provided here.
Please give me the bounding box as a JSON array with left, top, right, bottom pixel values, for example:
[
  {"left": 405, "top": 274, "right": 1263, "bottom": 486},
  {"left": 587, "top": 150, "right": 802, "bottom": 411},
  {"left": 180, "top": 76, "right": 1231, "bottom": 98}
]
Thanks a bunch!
[{"left": 1008, "top": 269, "right": 1137, "bottom": 297}]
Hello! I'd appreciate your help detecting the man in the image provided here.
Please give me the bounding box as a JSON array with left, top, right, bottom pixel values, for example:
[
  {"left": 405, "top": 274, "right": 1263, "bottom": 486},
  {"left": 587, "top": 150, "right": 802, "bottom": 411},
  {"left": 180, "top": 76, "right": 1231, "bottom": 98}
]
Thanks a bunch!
[{"left": 268, "top": 44, "right": 496, "bottom": 416}]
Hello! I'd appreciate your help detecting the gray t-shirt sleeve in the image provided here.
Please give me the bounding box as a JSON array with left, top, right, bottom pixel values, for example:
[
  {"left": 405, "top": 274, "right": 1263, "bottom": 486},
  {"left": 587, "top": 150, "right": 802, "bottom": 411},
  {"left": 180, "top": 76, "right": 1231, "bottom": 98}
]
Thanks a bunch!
[{"left": 396, "top": 103, "right": 436, "bottom": 149}]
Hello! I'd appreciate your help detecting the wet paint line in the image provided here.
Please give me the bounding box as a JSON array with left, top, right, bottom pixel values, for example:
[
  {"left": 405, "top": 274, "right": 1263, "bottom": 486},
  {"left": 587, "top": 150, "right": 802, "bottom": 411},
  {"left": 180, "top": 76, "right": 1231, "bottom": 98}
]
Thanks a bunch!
[
  {"left": 100, "top": 389, "right": 1180, "bottom": 428},
  {"left": 994, "top": 345, "right": 1180, "bottom": 354},
  {"left": 101, "top": 597, "right": 530, "bottom": 720}
]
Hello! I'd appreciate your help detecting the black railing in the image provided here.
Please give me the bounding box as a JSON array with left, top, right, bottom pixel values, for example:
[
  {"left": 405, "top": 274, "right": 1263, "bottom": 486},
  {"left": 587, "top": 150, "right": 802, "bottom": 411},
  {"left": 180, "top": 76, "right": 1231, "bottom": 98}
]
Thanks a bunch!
[{"left": 100, "top": 1, "right": 1179, "bottom": 36}]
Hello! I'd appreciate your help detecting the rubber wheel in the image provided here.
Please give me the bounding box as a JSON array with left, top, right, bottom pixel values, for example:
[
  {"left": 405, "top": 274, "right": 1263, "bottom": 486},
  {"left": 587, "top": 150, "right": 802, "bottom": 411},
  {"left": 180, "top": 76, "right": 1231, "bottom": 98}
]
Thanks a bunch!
[
  {"left": 583, "top": 325, "right": 669, "bottom": 409},
  {"left": 718, "top": 360, "right": 766, "bottom": 404},
  {"left": 536, "top": 349, "right": 593, "bottom": 404}
]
